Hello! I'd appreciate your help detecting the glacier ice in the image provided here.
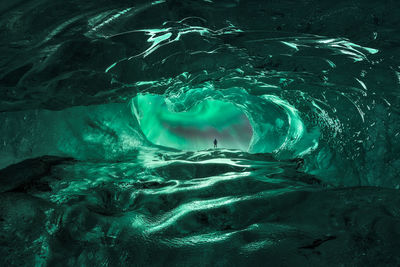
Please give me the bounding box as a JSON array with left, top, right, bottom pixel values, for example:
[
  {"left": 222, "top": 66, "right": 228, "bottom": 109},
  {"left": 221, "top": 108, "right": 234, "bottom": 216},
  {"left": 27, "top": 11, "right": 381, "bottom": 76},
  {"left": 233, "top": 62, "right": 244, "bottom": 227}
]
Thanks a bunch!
[{"left": 1, "top": 0, "right": 400, "bottom": 265}]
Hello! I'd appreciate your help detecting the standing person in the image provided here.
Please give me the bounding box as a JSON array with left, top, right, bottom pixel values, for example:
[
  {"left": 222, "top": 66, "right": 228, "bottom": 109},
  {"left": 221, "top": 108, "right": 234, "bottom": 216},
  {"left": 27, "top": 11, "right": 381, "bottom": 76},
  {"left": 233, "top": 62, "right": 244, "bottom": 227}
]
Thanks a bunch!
[{"left": 213, "top": 138, "right": 218, "bottom": 148}]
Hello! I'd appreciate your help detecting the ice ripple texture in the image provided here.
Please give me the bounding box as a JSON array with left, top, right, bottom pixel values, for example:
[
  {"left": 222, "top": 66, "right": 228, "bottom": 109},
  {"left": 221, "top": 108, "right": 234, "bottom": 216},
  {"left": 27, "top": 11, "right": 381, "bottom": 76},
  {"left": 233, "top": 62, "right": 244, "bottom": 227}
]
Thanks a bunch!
[{"left": 1, "top": 0, "right": 400, "bottom": 266}]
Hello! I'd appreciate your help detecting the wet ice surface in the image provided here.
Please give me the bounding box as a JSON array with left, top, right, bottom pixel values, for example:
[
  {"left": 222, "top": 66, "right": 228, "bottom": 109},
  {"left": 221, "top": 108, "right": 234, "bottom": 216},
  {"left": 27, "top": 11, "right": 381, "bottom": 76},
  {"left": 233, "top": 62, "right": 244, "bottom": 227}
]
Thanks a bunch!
[
  {"left": 1, "top": 150, "right": 400, "bottom": 266},
  {"left": 1, "top": 0, "right": 400, "bottom": 265}
]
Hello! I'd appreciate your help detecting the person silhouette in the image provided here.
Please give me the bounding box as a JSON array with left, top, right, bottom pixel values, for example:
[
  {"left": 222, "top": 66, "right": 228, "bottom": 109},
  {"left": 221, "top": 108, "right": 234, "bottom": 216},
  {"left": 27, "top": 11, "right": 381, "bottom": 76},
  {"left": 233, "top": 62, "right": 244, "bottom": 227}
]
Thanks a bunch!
[{"left": 213, "top": 138, "right": 218, "bottom": 148}]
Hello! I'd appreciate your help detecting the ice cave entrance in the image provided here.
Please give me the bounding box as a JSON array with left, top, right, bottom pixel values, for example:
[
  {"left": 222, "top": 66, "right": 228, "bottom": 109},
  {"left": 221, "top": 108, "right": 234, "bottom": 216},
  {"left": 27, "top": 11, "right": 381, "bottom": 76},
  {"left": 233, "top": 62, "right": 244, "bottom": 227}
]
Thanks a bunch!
[{"left": 131, "top": 94, "right": 253, "bottom": 151}]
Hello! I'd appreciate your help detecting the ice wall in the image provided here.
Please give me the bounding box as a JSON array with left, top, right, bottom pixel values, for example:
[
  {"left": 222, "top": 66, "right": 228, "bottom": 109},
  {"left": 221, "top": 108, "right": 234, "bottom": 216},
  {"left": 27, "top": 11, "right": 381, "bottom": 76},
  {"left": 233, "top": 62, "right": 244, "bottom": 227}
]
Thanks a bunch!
[{"left": 0, "top": 103, "right": 145, "bottom": 168}]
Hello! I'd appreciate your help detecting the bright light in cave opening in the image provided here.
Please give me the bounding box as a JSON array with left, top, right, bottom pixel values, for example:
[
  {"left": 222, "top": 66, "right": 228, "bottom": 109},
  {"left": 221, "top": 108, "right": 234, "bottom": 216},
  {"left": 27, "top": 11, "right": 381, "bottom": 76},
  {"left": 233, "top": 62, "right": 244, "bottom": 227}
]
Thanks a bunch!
[{"left": 131, "top": 94, "right": 253, "bottom": 151}]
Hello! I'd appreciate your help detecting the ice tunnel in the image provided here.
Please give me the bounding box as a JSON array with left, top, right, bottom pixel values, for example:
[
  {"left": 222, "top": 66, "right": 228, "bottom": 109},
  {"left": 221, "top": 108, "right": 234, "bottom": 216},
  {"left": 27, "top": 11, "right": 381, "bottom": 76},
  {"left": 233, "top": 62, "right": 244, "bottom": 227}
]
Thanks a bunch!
[
  {"left": 131, "top": 94, "right": 253, "bottom": 151},
  {"left": 1, "top": 0, "right": 400, "bottom": 266}
]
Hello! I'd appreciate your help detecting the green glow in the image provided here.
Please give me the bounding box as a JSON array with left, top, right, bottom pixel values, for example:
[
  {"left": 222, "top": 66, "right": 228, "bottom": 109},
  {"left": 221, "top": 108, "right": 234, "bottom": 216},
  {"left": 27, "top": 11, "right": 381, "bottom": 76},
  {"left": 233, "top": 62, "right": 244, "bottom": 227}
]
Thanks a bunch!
[
  {"left": 281, "top": 41, "right": 299, "bottom": 51},
  {"left": 105, "top": 62, "right": 117, "bottom": 73},
  {"left": 132, "top": 94, "right": 253, "bottom": 151}
]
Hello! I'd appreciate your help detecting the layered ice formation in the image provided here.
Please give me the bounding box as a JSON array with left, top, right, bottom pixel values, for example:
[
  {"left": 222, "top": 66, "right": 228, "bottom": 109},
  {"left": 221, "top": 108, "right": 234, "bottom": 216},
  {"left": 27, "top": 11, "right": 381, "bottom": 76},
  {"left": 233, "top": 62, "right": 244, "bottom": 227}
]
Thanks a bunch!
[{"left": 1, "top": 0, "right": 400, "bottom": 265}]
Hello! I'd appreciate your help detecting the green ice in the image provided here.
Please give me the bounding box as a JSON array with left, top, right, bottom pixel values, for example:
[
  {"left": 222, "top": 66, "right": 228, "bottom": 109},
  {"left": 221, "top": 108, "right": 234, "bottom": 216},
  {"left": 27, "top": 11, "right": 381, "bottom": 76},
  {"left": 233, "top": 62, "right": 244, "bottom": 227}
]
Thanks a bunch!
[{"left": 132, "top": 94, "right": 253, "bottom": 151}]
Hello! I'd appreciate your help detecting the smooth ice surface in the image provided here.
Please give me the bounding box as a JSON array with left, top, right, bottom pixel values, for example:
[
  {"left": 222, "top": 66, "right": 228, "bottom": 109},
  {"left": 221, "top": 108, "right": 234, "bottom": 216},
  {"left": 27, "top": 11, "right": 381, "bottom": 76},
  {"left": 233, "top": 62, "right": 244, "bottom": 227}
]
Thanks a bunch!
[{"left": 1, "top": 0, "right": 400, "bottom": 265}]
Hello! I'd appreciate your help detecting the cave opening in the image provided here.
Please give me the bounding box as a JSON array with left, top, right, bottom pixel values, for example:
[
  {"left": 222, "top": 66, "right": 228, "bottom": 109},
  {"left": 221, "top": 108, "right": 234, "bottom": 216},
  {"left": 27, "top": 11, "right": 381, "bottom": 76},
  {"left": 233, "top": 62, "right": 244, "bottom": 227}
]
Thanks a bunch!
[{"left": 131, "top": 93, "right": 253, "bottom": 151}]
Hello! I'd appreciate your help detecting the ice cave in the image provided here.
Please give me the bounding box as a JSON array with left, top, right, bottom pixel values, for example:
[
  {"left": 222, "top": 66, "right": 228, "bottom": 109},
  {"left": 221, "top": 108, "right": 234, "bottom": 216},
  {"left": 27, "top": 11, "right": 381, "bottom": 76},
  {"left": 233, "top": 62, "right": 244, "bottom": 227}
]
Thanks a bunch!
[{"left": 1, "top": 0, "right": 400, "bottom": 266}]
